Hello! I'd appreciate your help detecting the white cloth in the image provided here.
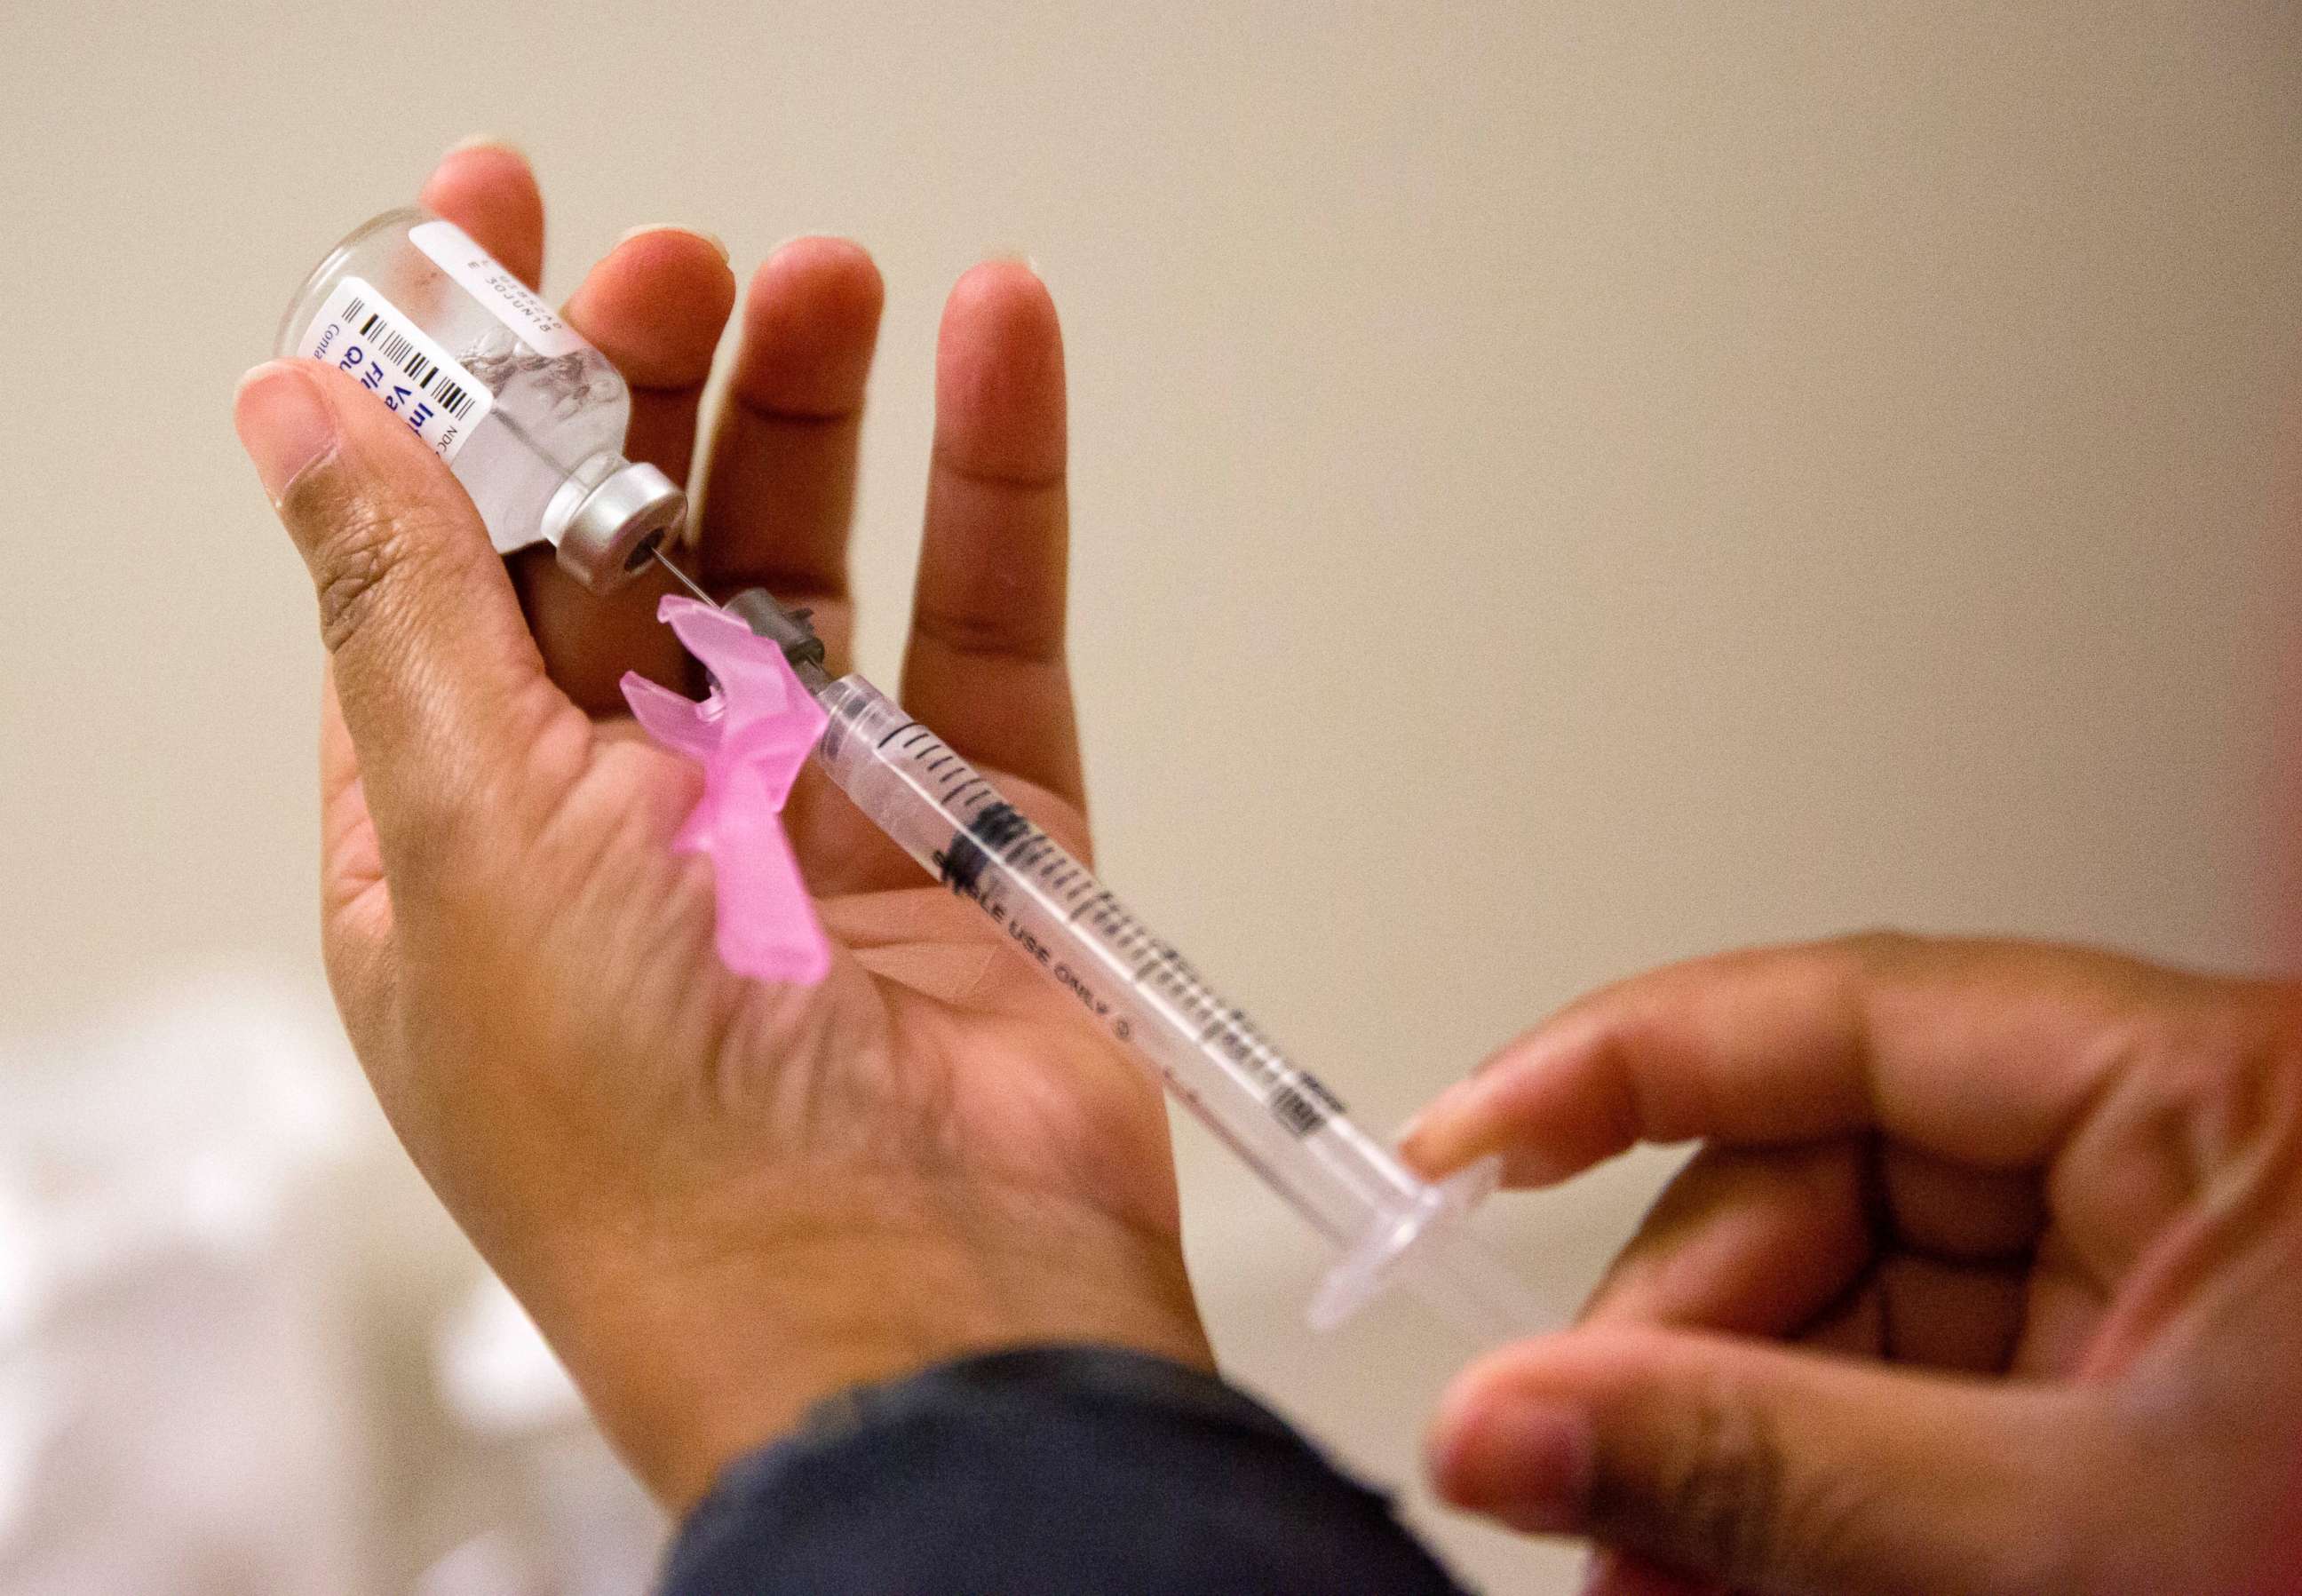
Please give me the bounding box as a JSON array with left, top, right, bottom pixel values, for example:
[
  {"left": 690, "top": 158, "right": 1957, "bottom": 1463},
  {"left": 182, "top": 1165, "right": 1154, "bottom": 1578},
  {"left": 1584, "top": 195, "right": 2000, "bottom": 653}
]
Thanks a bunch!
[{"left": 0, "top": 970, "right": 662, "bottom": 1595}]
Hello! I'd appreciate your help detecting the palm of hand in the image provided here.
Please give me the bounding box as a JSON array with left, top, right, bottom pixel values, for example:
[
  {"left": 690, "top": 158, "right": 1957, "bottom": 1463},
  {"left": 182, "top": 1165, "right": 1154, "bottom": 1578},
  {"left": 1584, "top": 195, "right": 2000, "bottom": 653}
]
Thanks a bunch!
[{"left": 322, "top": 678, "right": 1177, "bottom": 1244}]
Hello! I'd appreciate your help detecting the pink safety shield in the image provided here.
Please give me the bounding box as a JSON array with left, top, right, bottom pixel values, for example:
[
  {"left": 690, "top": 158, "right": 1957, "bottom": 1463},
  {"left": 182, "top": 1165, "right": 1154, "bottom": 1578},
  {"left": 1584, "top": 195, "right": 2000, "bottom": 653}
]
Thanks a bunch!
[{"left": 620, "top": 596, "right": 833, "bottom": 985}]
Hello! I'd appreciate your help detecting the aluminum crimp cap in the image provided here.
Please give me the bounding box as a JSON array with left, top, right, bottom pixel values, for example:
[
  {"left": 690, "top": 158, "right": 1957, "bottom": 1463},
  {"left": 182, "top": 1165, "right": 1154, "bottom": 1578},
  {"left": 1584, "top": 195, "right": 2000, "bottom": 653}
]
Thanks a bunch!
[{"left": 556, "top": 458, "right": 687, "bottom": 593}]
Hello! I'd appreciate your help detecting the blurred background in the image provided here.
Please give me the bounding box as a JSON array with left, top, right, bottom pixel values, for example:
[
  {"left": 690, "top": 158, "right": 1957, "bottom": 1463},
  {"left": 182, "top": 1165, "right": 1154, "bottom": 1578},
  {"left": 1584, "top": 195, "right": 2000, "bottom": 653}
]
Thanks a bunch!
[{"left": 2, "top": 3, "right": 2297, "bottom": 1591}]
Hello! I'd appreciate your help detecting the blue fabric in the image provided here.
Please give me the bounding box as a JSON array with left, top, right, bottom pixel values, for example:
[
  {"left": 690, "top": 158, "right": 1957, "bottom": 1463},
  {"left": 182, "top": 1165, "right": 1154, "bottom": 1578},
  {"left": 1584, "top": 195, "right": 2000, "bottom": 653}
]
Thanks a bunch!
[{"left": 661, "top": 1345, "right": 1473, "bottom": 1594}]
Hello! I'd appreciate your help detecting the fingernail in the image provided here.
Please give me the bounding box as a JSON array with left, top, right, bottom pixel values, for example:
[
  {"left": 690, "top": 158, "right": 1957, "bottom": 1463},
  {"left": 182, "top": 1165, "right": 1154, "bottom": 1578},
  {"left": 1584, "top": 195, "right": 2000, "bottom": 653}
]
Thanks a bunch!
[
  {"left": 767, "top": 232, "right": 861, "bottom": 258},
  {"left": 617, "top": 223, "right": 730, "bottom": 265},
  {"left": 1400, "top": 1077, "right": 1477, "bottom": 1155},
  {"left": 984, "top": 250, "right": 1045, "bottom": 282},
  {"left": 445, "top": 133, "right": 525, "bottom": 160},
  {"left": 1394, "top": 1112, "right": 1443, "bottom": 1169},
  {"left": 1432, "top": 1394, "right": 1592, "bottom": 1534},
  {"left": 234, "top": 362, "right": 337, "bottom": 501}
]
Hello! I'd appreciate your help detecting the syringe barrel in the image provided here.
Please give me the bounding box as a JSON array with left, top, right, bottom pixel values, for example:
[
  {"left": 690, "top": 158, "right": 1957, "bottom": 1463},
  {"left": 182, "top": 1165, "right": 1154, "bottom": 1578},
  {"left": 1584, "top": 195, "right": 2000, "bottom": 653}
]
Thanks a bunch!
[{"left": 812, "top": 674, "right": 1441, "bottom": 1260}]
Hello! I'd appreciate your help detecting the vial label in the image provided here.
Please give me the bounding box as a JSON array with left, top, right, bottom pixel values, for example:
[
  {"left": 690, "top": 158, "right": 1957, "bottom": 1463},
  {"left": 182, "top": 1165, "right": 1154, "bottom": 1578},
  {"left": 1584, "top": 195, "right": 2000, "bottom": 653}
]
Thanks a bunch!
[
  {"left": 296, "top": 277, "right": 494, "bottom": 463},
  {"left": 410, "top": 218, "right": 584, "bottom": 358}
]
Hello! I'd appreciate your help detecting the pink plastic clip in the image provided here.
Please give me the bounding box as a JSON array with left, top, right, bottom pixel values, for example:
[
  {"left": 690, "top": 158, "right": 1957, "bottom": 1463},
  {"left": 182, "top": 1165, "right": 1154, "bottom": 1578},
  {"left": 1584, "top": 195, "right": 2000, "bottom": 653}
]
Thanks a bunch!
[{"left": 620, "top": 596, "right": 832, "bottom": 985}]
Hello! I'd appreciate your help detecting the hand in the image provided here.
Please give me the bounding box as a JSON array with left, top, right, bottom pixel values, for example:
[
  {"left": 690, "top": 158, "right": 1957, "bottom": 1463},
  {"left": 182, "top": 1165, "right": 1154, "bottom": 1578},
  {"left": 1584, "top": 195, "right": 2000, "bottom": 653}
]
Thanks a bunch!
[
  {"left": 1403, "top": 933, "right": 2302, "bottom": 1595},
  {"left": 234, "top": 142, "right": 1210, "bottom": 1510}
]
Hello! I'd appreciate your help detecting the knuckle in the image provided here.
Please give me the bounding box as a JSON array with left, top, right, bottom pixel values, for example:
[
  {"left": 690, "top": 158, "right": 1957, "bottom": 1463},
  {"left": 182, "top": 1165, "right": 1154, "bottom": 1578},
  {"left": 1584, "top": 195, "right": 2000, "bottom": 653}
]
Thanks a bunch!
[
  {"left": 315, "top": 537, "right": 394, "bottom": 651},
  {"left": 1605, "top": 1377, "right": 2092, "bottom": 1595},
  {"left": 911, "top": 597, "right": 1066, "bottom": 666},
  {"left": 286, "top": 475, "right": 413, "bottom": 653},
  {"left": 1599, "top": 1374, "right": 1885, "bottom": 1591},
  {"left": 1642, "top": 1383, "right": 1789, "bottom": 1582}
]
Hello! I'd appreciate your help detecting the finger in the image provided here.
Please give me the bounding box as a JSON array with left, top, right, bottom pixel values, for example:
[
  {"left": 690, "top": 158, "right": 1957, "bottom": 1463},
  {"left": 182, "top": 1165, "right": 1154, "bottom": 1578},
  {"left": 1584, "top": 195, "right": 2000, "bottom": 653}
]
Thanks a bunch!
[
  {"left": 1798, "top": 1274, "right": 1886, "bottom": 1357},
  {"left": 237, "top": 360, "right": 577, "bottom": 891},
  {"left": 695, "top": 237, "right": 884, "bottom": 675},
  {"left": 1580, "top": 1143, "right": 2034, "bottom": 1374},
  {"left": 1798, "top": 1262, "right": 2033, "bottom": 1378},
  {"left": 417, "top": 139, "right": 544, "bottom": 289},
  {"left": 1578, "top": 1143, "right": 1874, "bottom": 1338},
  {"left": 1429, "top": 1324, "right": 2123, "bottom": 1594},
  {"left": 898, "top": 262, "right": 1082, "bottom": 807},
  {"left": 1401, "top": 933, "right": 2228, "bottom": 1186},
  {"left": 1870, "top": 1254, "right": 2031, "bottom": 1373},
  {"left": 514, "top": 226, "right": 736, "bottom": 708},
  {"left": 1877, "top": 1140, "right": 2044, "bottom": 1264},
  {"left": 567, "top": 226, "right": 734, "bottom": 480}
]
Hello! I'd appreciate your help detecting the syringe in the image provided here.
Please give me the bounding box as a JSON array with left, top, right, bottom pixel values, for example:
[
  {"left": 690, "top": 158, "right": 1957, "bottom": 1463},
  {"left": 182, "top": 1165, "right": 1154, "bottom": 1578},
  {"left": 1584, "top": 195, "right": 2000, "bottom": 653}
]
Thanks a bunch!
[{"left": 657, "top": 552, "right": 1540, "bottom": 1339}]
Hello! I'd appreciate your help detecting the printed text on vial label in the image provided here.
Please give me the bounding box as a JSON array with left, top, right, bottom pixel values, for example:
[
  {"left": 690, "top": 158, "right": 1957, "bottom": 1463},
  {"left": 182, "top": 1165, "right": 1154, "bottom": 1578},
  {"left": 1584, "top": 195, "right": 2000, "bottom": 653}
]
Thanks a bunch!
[{"left": 410, "top": 219, "right": 584, "bottom": 357}]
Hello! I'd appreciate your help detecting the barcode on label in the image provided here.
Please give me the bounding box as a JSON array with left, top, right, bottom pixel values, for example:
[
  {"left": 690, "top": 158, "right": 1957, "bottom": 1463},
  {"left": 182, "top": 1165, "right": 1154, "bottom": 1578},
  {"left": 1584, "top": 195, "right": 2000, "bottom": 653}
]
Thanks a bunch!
[
  {"left": 1270, "top": 1084, "right": 1327, "bottom": 1136},
  {"left": 353, "top": 306, "right": 478, "bottom": 420},
  {"left": 298, "top": 277, "right": 493, "bottom": 465}
]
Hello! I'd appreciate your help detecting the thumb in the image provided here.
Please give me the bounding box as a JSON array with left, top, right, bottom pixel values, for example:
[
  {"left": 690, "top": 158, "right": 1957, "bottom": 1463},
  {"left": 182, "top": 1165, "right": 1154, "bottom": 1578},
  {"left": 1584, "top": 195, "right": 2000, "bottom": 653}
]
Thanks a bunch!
[
  {"left": 235, "top": 359, "right": 569, "bottom": 880},
  {"left": 1428, "top": 1324, "right": 2116, "bottom": 1595}
]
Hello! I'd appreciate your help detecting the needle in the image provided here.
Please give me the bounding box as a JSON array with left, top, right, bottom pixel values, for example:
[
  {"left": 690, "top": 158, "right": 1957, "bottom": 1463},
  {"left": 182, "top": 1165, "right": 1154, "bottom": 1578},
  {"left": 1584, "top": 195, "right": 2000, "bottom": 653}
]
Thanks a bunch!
[{"left": 652, "top": 544, "right": 718, "bottom": 606}]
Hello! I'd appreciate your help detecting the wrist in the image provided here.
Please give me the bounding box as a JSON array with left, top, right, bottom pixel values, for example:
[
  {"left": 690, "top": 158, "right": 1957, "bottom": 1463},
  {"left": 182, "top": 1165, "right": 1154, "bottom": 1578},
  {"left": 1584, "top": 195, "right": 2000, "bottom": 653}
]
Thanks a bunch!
[{"left": 517, "top": 1172, "right": 1212, "bottom": 1509}]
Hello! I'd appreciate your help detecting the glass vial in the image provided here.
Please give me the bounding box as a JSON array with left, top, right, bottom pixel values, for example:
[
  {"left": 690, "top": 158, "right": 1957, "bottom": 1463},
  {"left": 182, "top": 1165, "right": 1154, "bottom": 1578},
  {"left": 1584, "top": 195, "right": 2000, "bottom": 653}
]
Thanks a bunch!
[{"left": 275, "top": 208, "right": 682, "bottom": 594}]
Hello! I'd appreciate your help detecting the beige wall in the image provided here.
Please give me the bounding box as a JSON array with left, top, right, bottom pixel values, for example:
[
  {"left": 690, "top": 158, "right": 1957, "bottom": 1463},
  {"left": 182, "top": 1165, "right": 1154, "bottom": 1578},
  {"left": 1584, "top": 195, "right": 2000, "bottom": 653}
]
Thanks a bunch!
[{"left": 3, "top": 4, "right": 2297, "bottom": 1590}]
